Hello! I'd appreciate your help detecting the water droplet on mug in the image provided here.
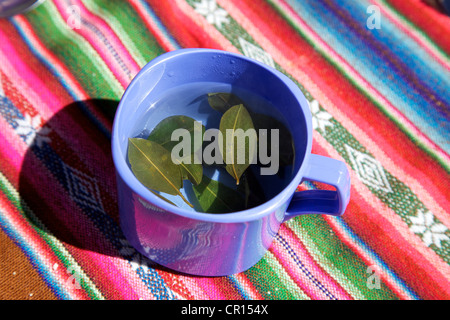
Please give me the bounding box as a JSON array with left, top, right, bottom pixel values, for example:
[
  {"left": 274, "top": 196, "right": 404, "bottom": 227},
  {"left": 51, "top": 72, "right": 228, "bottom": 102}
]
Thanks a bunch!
[
  {"left": 230, "top": 60, "right": 236, "bottom": 64},
  {"left": 168, "top": 71, "right": 175, "bottom": 77}
]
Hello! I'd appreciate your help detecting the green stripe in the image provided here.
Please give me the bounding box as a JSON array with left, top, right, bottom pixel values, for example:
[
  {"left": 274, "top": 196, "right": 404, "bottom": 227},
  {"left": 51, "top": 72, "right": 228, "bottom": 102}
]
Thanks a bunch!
[
  {"left": 81, "top": 0, "right": 166, "bottom": 66},
  {"left": 266, "top": 0, "right": 450, "bottom": 173},
  {"left": 248, "top": 251, "right": 310, "bottom": 300},
  {"left": 287, "top": 216, "right": 399, "bottom": 300},
  {"left": 25, "top": 1, "right": 123, "bottom": 99},
  {"left": 0, "top": 172, "right": 104, "bottom": 300},
  {"left": 245, "top": 253, "right": 309, "bottom": 299},
  {"left": 185, "top": 0, "right": 450, "bottom": 264}
]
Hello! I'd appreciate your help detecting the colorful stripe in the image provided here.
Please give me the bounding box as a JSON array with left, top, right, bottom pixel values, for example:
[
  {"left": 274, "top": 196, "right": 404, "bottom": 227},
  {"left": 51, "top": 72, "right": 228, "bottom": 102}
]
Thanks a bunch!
[{"left": 0, "top": 0, "right": 448, "bottom": 300}]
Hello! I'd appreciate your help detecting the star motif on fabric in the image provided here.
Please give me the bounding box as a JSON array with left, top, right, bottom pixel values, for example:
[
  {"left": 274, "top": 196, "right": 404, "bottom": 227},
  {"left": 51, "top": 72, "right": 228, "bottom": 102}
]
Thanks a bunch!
[
  {"left": 410, "top": 209, "right": 449, "bottom": 249},
  {"left": 14, "top": 113, "right": 51, "bottom": 147},
  {"left": 193, "top": 0, "right": 230, "bottom": 29},
  {"left": 308, "top": 99, "right": 333, "bottom": 132}
]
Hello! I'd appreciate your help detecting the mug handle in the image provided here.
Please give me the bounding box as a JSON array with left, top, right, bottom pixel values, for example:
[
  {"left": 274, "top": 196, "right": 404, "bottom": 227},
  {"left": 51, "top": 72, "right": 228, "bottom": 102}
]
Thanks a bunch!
[{"left": 284, "top": 154, "right": 351, "bottom": 220}]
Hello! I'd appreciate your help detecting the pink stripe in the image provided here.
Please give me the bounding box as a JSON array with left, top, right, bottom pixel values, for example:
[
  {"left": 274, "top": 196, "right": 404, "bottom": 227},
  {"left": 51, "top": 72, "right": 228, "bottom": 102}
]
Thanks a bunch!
[
  {"left": 222, "top": 0, "right": 450, "bottom": 227},
  {"left": 128, "top": 0, "right": 178, "bottom": 52},
  {"left": 0, "top": 121, "right": 154, "bottom": 300},
  {"left": 67, "top": 248, "right": 153, "bottom": 300},
  {"left": 279, "top": 225, "right": 354, "bottom": 300},
  {"left": 182, "top": 278, "right": 229, "bottom": 300},
  {"left": 371, "top": 0, "right": 450, "bottom": 71},
  {"left": 51, "top": 0, "right": 129, "bottom": 88},
  {"left": 313, "top": 131, "right": 450, "bottom": 289},
  {"left": 72, "top": 0, "right": 141, "bottom": 76},
  {"left": 233, "top": 273, "right": 265, "bottom": 300},
  {"left": 269, "top": 240, "right": 327, "bottom": 299}
]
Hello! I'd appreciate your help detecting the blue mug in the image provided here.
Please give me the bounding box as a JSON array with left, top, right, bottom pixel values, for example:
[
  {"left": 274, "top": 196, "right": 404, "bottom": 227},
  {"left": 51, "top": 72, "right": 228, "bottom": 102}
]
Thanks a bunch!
[{"left": 112, "top": 49, "right": 350, "bottom": 276}]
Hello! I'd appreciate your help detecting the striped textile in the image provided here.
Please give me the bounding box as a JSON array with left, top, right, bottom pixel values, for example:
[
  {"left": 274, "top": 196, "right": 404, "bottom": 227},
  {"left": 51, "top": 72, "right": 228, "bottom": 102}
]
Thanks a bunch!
[{"left": 0, "top": 0, "right": 449, "bottom": 300}]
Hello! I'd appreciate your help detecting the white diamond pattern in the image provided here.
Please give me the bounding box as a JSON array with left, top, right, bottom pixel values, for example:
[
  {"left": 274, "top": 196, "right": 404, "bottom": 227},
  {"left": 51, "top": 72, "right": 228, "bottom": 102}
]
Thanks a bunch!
[
  {"left": 238, "top": 37, "right": 275, "bottom": 68},
  {"left": 345, "top": 144, "right": 392, "bottom": 193}
]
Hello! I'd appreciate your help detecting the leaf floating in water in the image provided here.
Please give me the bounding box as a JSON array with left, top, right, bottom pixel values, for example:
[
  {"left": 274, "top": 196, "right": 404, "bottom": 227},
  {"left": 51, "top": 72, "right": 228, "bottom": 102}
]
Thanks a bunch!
[
  {"left": 127, "top": 138, "right": 193, "bottom": 207},
  {"left": 147, "top": 115, "right": 205, "bottom": 185},
  {"left": 219, "top": 104, "right": 257, "bottom": 185},
  {"left": 192, "top": 175, "right": 245, "bottom": 213},
  {"left": 147, "top": 115, "right": 205, "bottom": 153},
  {"left": 175, "top": 154, "right": 203, "bottom": 186},
  {"left": 207, "top": 92, "right": 245, "bottom": 113}
]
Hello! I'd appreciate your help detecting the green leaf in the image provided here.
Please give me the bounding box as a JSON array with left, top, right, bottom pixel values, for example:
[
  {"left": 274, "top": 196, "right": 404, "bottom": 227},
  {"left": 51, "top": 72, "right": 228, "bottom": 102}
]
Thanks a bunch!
[
  {"left": 174, "top": 154, "right": 203, "bottom": 185},
  {"left": 192, "top": 175, "right": 245, "bottom": 213},
  {"left": 252, "top": 113, "right": 295, "bottom": 167},
  {"left": 207, "top": 92, "right": 245, "bottom": 113},
  {"left": 219, "top": 104, "right": 257, "bottom": 185},
  {"left": 127, "top": 138, "right": 192, "bottom": 207},
  {"left": 147, "top": 115, "right": 205, "bottom": 154},
  {"left": 147, "top": 115, "right": 205, "bottom": 185}
]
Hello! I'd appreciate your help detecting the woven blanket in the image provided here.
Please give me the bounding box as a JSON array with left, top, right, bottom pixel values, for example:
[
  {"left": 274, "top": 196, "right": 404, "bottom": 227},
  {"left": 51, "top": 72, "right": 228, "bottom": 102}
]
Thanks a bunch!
[{"left": 0, "top": 0, "right": 449, "bottom": 300}]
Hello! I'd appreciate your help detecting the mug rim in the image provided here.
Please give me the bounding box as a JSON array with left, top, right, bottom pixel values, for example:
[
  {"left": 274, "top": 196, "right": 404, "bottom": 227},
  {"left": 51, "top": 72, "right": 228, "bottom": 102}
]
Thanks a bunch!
[{"left": 111, "top": 48, "right": 313, "bottom": 223}]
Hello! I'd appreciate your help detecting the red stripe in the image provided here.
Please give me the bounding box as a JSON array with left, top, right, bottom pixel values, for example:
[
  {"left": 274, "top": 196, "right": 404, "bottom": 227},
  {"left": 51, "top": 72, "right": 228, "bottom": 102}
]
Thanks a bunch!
[
  {"left": 224, "top": 0, "right": 450, "bottom": 214},
  {"left": 386, "top": 0, "right": 450, "bottom": 54}
]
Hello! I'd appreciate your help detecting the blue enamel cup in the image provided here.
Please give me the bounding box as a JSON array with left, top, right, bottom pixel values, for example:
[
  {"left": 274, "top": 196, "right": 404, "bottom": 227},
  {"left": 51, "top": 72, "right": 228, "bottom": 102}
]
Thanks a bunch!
[{"left": 112, "top": 49, "right": 350, "bottom": 276}]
